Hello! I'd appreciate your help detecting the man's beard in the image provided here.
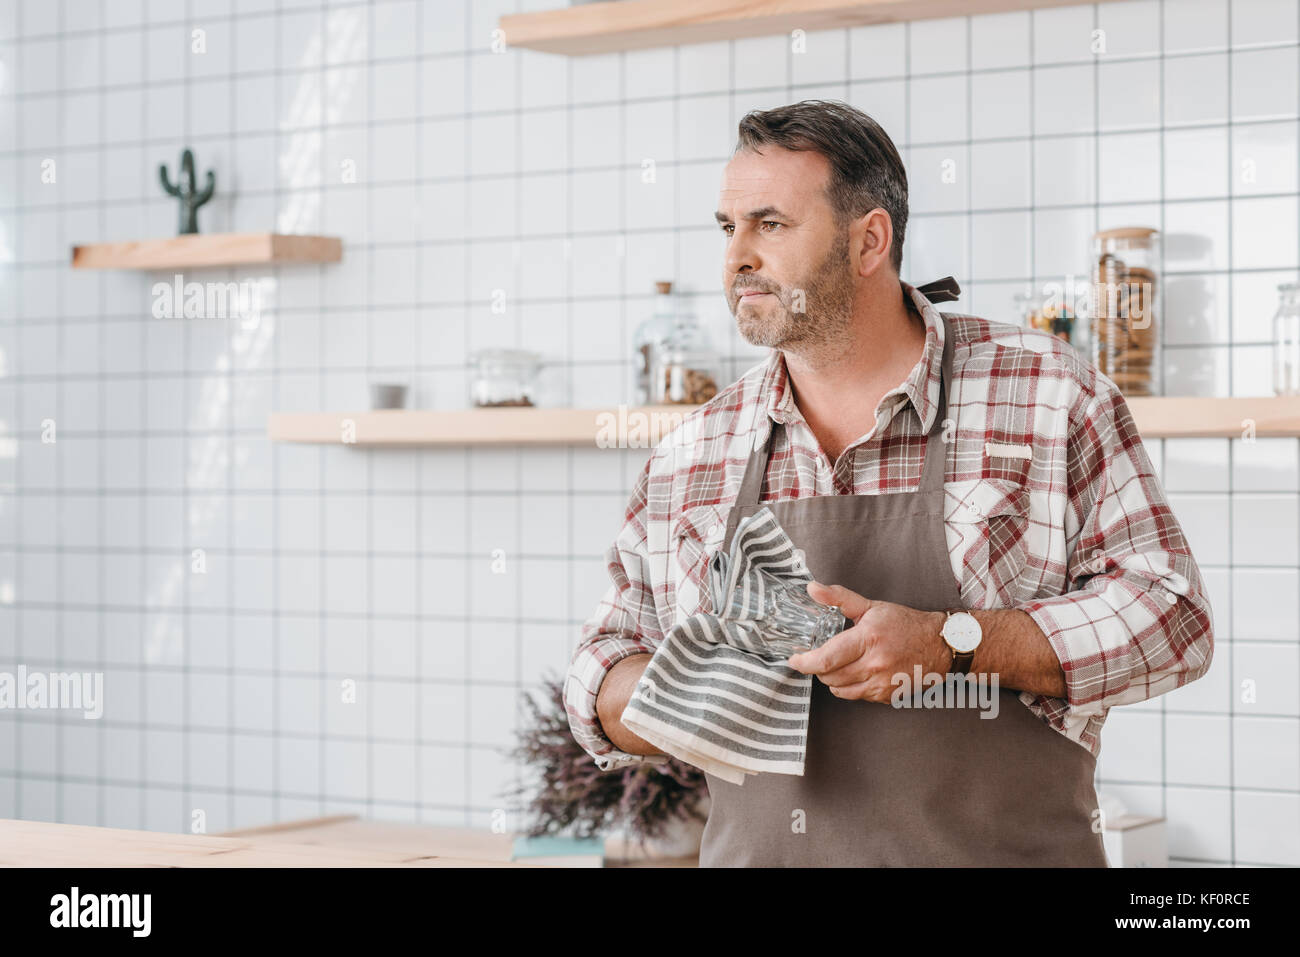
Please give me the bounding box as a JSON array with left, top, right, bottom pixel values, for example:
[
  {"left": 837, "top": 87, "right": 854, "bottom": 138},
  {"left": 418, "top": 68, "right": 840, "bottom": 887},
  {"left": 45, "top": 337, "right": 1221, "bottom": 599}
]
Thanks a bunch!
[{"left": 731, "top": 232, "right": 855, "bottom": 352}]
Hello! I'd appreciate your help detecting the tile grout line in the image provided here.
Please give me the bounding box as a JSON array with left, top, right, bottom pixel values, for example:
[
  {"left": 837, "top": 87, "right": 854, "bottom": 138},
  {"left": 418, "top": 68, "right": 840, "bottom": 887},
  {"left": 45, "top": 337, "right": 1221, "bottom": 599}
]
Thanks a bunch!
[
  {"left": 463, "top": 0, "right": 474, "bottom": 828},
  {"left": 95, "top": 0, "right": 108, "bottom": 828},
  {"left": 1222, "top": 0, "right": 1237, "bottom": 867}
]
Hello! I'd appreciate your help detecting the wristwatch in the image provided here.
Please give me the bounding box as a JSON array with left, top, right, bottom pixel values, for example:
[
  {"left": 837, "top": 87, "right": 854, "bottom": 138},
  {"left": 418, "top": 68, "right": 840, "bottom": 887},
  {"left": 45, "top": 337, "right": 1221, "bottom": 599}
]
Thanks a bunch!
[{"left": 940, "top": 609, "right": 982, "bottom": 676}]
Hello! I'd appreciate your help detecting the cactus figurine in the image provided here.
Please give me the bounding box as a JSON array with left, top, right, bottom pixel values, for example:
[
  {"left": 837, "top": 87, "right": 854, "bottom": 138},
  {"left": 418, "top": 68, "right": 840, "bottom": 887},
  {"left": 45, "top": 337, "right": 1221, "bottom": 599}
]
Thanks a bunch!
[{"left": 159, "top": 148, "right": 215, "bottom": 235}]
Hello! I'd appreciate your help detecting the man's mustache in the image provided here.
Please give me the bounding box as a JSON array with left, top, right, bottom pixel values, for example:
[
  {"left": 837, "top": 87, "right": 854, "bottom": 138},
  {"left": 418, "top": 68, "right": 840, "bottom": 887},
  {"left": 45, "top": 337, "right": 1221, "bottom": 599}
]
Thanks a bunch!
[{"left": 732, "top": 281, "right": 782, "bottom": 299}]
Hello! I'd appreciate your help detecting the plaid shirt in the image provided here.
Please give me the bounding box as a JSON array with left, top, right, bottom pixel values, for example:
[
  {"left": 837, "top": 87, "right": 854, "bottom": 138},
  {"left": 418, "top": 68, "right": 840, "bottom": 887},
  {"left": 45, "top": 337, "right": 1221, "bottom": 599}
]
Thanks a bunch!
[{"left": 566, "top": 282, "right": 1215, "bottom": 770}]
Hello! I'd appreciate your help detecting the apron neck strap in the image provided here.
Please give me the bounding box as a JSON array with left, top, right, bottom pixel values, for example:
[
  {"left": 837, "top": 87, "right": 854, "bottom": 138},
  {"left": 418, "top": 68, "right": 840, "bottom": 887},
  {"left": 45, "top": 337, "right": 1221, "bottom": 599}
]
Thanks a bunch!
[
  {"left": 735, "top": 306, "right": 955, "bottom": 509},
  {"left": 914, "top": 275, "right": 961, "bottom": 304},
  {"left": 735, "top": 416, "right": 773, "bottom": 509},
  {"left": 917, "top": 309, "right": 953, "bottom": 494}
]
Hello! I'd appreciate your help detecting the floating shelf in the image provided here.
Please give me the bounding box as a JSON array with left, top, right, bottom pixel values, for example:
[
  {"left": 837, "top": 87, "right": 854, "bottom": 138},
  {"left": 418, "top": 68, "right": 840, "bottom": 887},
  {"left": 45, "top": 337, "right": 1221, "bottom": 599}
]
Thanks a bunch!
[
  {"left": 1127, "top": 396, "right": 1300, "bottom": 439},
  {"left": 267, "top": 397, "right": 1300, "bottom": 447},
  {"left": 71, "top": 232, "right": 343, "bottom": 270},
  {"left": 268, "top": 406, "right": 703, "bottom": 447},
  {"left": 499, "top": 0, "right": 1129, "bottom": 56}
]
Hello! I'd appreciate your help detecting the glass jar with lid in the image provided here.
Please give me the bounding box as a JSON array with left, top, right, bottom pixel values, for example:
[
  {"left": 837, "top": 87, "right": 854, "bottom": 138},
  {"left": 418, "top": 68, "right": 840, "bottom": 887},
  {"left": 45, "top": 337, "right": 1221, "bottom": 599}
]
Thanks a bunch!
[
  {"left": 1273, "top": 282, "right": 1300, "bottom": 395},
  {"left": 633, "top": 281, "right": 680, "bottom": 404},
  {"left": 1013, "top": 291, "right": 1039, "bottom": 331},
  {"left": 1014, "top": 289, "right": 1080, "bottom": 347},
  {"left": 648, "top": 316, "right": 720, "bottom": 406},
  {"left": 470, "top": 348, "right": 543, "bottom": 407},
  {"left": 1090, "top": 227, "right": 1161, "bottom": 396}
]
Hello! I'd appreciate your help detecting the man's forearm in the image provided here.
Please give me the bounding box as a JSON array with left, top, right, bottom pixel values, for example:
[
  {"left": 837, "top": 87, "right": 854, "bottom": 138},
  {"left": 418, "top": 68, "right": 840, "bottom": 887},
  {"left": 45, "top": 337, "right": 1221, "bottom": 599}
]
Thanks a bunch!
[
  {"left": 961, "top": 608, "right": 1067, "bottom": 699},
  {"left": 595, "top": 654, "right": 665, "bottom": 756}
]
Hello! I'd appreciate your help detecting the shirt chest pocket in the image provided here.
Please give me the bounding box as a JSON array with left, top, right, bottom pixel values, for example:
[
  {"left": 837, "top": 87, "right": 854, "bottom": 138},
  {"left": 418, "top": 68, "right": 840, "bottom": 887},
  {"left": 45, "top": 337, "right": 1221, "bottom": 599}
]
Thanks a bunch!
[
  {"left": 669, "top": 504, "right": 729, "bottom": 618},
  {"left": 947, "top": 477, "right": 1034, "bottom": 609}
]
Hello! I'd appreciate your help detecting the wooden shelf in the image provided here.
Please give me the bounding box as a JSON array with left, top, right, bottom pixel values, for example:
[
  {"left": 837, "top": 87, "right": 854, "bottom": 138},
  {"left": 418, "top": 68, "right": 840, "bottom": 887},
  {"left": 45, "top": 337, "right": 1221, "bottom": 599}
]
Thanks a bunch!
[
  {"left": 266, "top": 397, "right": 1300, "bottom": 447},
  {"left": 499, "top": 0, "right": 1129, "bottom": 56},
  {"left": 267, "top": 406, "right": 703, "bottom": 447},
  {"left": 1126, "top": 396, "right": 1300, "bottom": 439},
  {"left": 71, "top": 232, "right": 342, "bottom": 270}
]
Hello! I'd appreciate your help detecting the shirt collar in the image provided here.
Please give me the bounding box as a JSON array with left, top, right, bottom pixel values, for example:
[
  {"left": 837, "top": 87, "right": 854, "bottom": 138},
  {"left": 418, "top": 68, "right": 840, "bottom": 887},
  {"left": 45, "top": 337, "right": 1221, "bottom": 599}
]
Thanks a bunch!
[{"left": 760, "top": 280, "right": 947, "bottom": 435}]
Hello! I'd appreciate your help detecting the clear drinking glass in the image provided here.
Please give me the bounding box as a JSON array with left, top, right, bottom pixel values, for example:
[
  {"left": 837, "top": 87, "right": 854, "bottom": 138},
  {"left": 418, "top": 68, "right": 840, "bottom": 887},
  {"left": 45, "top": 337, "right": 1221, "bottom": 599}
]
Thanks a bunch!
[{"left": 719, "top": 566, "right": 849, "bottom": 659}]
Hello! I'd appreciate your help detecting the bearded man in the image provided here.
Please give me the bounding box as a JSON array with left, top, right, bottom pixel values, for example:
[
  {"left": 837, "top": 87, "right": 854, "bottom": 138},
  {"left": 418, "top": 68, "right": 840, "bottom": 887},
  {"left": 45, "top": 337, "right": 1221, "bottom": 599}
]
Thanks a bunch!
[{"left": 565, "top": 99, "right": 1213, "bottom": 867}]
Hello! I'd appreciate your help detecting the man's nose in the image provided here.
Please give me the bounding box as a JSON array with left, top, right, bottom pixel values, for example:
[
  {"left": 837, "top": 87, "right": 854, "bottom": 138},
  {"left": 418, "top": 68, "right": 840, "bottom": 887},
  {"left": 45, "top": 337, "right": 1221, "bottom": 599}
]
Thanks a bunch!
[{"left": 725, "top": 227, "right": 760, "bottom": 277}]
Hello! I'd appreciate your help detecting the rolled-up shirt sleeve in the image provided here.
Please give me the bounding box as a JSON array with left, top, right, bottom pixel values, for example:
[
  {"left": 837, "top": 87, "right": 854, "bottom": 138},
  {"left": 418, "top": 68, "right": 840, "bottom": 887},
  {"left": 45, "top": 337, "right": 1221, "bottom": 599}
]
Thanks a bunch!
[
  {"left": 1018, "top": 379, "right": 1215, "bottom": 717},
  {"left": 565, "top": 460, "right": 671, "bottom": 770}
]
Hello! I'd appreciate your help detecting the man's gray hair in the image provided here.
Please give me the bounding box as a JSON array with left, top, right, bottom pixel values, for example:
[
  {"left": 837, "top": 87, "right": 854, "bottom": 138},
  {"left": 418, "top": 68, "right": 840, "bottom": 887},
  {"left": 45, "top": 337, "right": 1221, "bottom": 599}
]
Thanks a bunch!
[{"left": 735, "top": 99, "right": 909, "bottom": 274}]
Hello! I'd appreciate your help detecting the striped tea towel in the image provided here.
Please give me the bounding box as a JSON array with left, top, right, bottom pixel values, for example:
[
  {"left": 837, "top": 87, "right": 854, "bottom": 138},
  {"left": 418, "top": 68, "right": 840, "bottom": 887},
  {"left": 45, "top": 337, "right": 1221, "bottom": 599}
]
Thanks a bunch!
[{"left": 621, "top": 507, "right": 844, "bottom": 785}]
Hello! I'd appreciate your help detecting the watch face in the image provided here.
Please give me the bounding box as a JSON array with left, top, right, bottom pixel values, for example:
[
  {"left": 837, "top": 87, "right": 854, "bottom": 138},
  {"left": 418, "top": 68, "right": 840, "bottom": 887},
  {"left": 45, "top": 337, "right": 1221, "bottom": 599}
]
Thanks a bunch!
[{"left": 943, "top": 612, "right": 982, "bottom": 653}]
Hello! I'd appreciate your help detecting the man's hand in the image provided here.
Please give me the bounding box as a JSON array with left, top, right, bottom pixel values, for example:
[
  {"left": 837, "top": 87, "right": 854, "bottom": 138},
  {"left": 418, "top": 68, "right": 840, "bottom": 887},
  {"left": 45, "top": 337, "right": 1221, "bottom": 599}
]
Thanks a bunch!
[{"left": 786, "top": 581, "right": 948, "bottom": 702}]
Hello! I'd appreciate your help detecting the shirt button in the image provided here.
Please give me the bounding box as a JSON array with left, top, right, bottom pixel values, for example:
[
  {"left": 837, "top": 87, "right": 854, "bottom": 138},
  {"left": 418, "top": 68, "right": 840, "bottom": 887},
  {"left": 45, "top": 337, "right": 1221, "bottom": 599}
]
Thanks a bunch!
[{"left": 967, "top": 503, "right": 982, "bottom": 517}]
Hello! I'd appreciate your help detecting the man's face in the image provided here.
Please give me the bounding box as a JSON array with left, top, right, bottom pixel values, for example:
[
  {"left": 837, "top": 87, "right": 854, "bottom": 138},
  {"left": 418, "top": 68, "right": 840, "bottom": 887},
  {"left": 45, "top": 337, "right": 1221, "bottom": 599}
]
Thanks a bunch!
[{"left": 716, "top": 147, "right": 855, "bottom": 350}]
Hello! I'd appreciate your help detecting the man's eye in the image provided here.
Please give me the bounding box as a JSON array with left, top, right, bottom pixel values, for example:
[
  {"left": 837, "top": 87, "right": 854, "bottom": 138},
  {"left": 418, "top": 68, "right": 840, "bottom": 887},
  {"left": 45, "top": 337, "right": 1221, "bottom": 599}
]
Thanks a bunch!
[
  {"left": 720, "top": 223, "right": 734, "bottom": 235},
  {"left": 761, "top": 221, "right": 782, "bottom": 231}
]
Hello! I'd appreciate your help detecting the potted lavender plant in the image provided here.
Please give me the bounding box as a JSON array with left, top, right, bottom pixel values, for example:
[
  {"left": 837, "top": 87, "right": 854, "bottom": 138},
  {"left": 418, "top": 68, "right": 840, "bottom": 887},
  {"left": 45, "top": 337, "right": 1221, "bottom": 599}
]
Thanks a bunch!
[{"left": 508, "top": 674, "right": 710, "bottom": 861}]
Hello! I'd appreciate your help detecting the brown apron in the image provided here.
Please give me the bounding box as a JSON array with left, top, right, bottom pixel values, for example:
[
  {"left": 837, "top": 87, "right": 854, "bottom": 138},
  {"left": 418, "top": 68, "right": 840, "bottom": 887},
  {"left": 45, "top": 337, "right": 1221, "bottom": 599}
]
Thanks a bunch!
[{"left": 698, "top": 303, "right": 1108, "bottom": 867}]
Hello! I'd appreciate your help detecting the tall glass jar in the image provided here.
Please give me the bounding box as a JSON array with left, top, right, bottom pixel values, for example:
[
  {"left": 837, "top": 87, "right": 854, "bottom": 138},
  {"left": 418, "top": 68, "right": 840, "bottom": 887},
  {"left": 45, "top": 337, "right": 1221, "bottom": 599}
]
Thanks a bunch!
[
  {"left": 633, "top": 281, "right": 679, "bottom": 404},
  {"left": 648, "top": 317, "right": 720, "bottom": 406},
  {"left": 1090, "top": 227, "right": 1161, "bottom": 396},
  {"left": 1273, "top": 282, "right": 1300, "bottom": 395}
]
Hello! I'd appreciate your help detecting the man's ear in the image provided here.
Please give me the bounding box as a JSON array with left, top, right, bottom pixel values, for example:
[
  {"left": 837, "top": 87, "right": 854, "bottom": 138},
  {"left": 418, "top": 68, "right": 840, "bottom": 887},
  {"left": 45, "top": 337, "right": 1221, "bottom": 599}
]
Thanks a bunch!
[{"left": 852, "top": 208, "right": 894, "bottom": 278}]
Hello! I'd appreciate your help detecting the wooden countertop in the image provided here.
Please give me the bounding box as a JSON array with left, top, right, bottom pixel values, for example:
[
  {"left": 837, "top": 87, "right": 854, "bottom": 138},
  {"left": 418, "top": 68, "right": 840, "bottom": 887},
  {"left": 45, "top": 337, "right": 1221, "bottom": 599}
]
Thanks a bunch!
[{"left": 0, "top": 815, "right": 699, "bottom": 868}]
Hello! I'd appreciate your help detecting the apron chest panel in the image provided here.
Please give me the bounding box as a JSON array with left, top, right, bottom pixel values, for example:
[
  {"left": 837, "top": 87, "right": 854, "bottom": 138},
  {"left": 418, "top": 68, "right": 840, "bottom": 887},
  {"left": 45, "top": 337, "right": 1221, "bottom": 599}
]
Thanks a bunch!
[{"left": 698, "top": 308, "right": 1108, "bottom": 868}]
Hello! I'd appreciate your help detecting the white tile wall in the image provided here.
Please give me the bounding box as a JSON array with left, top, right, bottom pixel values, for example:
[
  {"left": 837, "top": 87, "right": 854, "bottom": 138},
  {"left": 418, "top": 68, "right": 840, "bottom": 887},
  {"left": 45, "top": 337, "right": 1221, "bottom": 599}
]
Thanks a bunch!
[{"left": 0, "top": 0, "right": 1296, "bottom": 864}]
